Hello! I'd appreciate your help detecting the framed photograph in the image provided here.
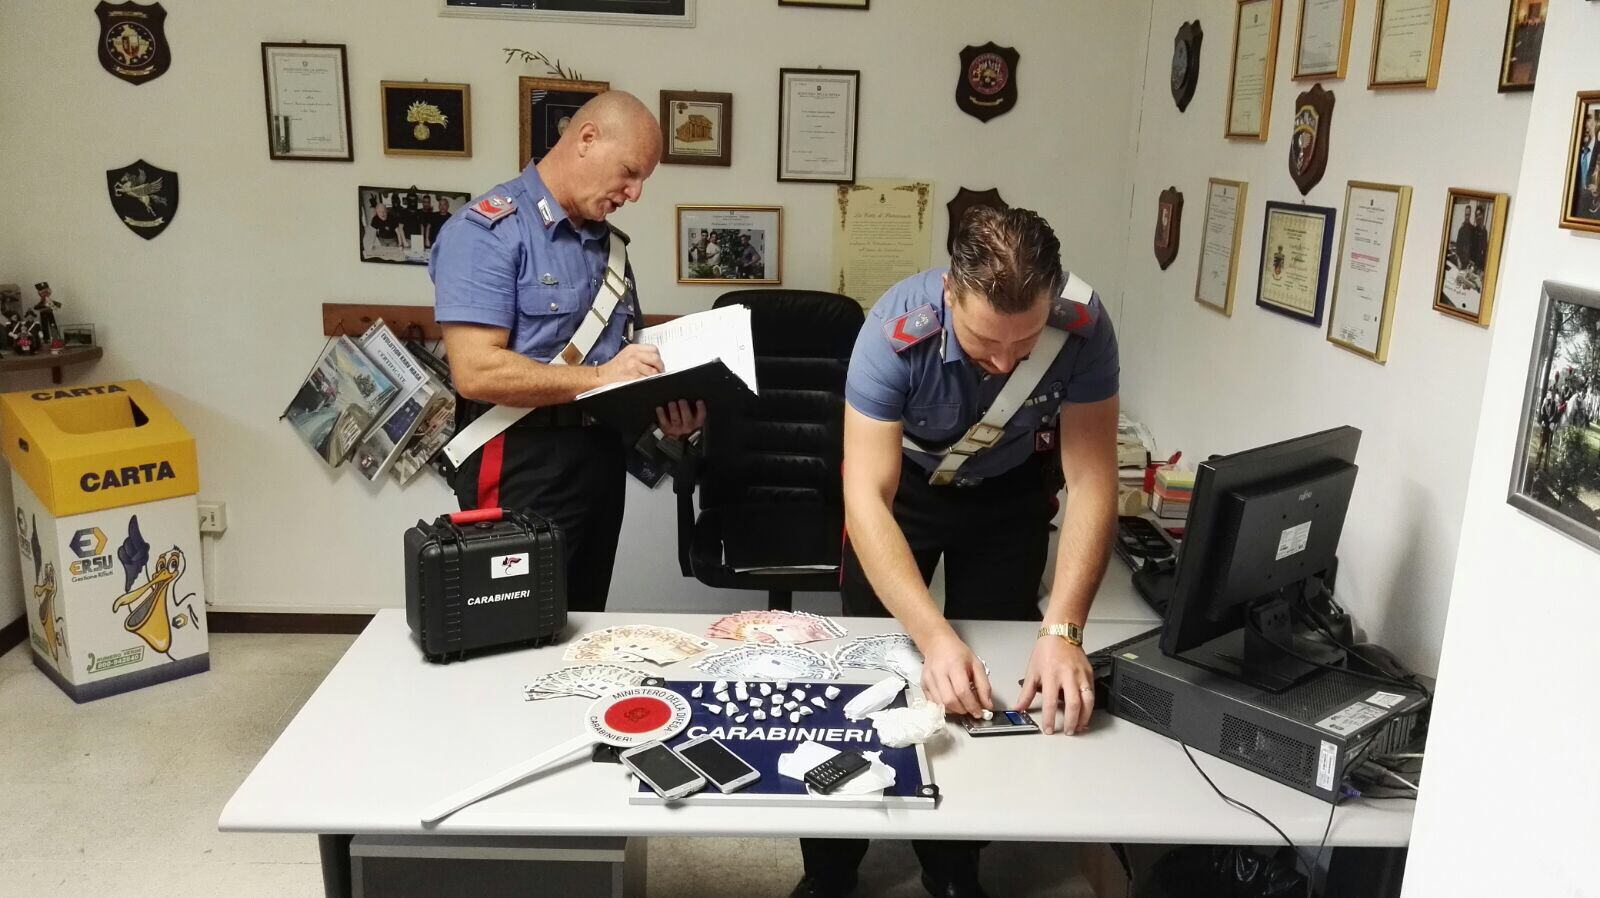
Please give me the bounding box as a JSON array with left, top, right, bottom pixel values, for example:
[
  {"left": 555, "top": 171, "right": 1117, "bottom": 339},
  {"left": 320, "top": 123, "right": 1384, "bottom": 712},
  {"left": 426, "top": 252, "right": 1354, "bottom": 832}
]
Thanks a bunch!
[
  {"left": 61, "top": 324, "right": 96, "bottom": 347},
  {"left": 520, "top": 77, "right": 610, "bottom": 170},
  {"left": 778, "top": 68, "right": 860, "bottom": 183},
  {"left": 1369, "top": 0, "right": 1450, "bottom": 90},
  {"left": 439, "top": 0, "right": 694, "bottom": 28},
  {"left": 1196, "top": 178, "right": 1249, "bottom": 316},
  {"left": 1327, "top": 181, "right": 1413, "bottom": 362},
  {"left": 677, "top": 205, "right": 782, "bottom": 285},
  {"left": 380, "top": 81, "right": 471, "bottom": 157},
  {"left": 1256, "top": 201, "right": 1336, "bottom": 325},
  {"left": 660, "top": 90, "right": 732, "bottom": 166},
  {"left": 1499, "top": 0, "right": 1546, "bottom": 92},
  {"left": 1433, "top": 189, "right": 1509, "bottom": 326},
  {"left": 1226, "top": 0, "right": 1282, "bottom": 141},
  {"left": 358, "top": 186, "right": 471, "bottom": 266},
  {"left": 260, "top": 43, "right": 353, "bottom": 161},
  {"left": 1509, "top": 281, "right": 1600, "bottom": 553},
  {"left": 1294, "top": 0, "right": 1356, "bottom": 80},
  {"left": 1560, "top": 91, "right": 1600, "bottom": 234}
]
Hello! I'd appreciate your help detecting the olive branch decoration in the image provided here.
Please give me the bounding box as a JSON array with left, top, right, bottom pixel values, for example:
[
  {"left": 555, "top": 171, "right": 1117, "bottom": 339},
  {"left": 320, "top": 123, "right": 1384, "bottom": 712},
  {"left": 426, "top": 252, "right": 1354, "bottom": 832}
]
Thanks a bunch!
[{"left": 503, "top": 48, "right": 585, "bottom": 81}]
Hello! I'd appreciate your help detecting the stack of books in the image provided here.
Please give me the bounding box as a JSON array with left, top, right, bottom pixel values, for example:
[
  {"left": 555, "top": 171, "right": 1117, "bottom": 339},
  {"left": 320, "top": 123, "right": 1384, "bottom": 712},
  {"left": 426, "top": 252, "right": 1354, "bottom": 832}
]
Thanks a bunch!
[{"left": 1151, "top": 466, "right": 1195, "bottom": 525}]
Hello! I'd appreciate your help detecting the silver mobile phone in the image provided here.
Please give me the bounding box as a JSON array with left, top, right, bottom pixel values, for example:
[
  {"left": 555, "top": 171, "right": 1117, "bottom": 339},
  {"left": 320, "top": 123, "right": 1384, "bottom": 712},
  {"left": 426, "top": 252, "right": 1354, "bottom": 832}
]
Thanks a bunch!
[
  {"left": 675, "top": 735, "right": 761, "bottom": 793},
  {"left": 619, "top": 741, "right": 706, "bottom": 801},
  {"left": 961, "top": 708, "right": 1042, "bottom": 736}
]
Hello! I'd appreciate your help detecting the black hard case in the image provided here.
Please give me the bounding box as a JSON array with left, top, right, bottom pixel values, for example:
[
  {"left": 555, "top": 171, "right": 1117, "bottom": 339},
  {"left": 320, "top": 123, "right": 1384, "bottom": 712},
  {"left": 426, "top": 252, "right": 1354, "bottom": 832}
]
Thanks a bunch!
[{"left": 404, "top": 508, "right": 567, "bottom": 663}]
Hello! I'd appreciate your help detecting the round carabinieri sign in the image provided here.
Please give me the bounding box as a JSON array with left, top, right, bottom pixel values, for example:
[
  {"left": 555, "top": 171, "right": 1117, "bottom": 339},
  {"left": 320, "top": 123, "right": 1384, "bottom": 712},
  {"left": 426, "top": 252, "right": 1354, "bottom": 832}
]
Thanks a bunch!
[{"left": 586, "top": 686, "right": 693, "bottom": 747}]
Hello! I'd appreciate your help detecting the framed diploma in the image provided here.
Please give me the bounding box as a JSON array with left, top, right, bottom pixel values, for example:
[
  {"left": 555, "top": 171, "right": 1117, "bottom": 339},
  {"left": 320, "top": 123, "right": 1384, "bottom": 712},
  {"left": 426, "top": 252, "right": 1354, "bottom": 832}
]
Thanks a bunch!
[
  {"left": 1433, "top": 189, "right": 1509, "bottom": 326},
  {"left": 1256, "top": 201, "right": 1336, "bottom": 325},
  {"left": 1369, "top": 0, "right": 1450, "bottom": 90},
  {"left": 1327, "top": 181, "right": 1413, "bottom": 362},
  {"left": 832, "top": 179, "right": 934, "bottom": 307},
  {"left": 1196, "top": 178, "right": 1248, "bottom": 316},
  {"left": 1293, "top": 0, "right": 1355, "bottom": 80},
  {"left": 677, "top": 205, "right": 782, "bottom": 285},
  {"left": 1226, "top": 0, "right": 1283, "bottom": 140},
  {"left": 778, "top": 68, "right": 860, "bottom": 183},
  {"left": 260, "top": 43, "right": 353, "bottom": 162}
]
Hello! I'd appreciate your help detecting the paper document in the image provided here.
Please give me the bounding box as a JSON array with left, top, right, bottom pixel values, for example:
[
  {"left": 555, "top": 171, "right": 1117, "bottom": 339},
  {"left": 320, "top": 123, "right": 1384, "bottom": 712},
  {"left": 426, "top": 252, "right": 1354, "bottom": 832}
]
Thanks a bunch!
[{"left": 576, "top": 306, "right": 758, "bottom": 400}]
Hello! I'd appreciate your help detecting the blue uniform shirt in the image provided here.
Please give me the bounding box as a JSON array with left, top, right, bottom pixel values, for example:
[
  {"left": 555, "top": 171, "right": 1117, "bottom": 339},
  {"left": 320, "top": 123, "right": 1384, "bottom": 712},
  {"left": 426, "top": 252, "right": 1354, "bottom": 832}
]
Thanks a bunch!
[
  {"left": 430, "top": 164, "right": 639, "bottom": 366},
  {"left": 845, "top": 268, "right": 1120, "bottom": 481}
]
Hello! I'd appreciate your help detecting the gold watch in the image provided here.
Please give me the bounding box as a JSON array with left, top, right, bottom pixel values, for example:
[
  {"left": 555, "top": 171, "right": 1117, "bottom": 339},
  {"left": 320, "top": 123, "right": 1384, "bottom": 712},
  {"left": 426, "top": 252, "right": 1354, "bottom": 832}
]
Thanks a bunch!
[{"left": 1039, "top": 623, "right": 1084, "bottom": 647}]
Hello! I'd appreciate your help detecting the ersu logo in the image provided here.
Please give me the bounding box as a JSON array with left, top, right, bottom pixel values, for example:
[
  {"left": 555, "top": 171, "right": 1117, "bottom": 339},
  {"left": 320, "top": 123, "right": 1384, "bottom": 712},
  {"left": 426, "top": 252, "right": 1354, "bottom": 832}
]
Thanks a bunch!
[{"left": 68, "top": 526, "right": 114, "bottom": 582}]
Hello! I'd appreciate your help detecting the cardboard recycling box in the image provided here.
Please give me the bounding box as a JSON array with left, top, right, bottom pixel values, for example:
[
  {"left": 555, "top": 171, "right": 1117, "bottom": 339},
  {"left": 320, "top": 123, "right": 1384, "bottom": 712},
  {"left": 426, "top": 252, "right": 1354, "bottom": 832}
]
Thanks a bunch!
[{"left": 1, "top": 380, "right": 208, "bottom": 702}]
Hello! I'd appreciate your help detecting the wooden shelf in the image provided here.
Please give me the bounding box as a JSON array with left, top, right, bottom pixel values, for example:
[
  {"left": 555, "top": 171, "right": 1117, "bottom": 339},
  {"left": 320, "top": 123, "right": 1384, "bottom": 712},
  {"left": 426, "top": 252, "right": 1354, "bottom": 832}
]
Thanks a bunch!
[{"left": 0, "top": 345, "right": 103, "bottom": 384}]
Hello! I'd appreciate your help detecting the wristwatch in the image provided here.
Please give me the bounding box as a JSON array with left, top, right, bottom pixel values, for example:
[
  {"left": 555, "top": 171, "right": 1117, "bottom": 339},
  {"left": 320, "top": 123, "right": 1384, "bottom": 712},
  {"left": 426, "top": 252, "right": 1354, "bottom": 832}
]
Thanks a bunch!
[{"left": 1039, "top": 623, "right": 1084, "bottom": 647}]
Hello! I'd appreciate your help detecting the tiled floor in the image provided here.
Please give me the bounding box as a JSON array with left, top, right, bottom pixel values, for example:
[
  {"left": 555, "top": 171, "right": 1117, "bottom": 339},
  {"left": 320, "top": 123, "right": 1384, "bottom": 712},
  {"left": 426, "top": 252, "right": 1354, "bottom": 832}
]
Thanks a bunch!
[{"left": 0, "top": 634, "right": 1095, "bottom": 898}]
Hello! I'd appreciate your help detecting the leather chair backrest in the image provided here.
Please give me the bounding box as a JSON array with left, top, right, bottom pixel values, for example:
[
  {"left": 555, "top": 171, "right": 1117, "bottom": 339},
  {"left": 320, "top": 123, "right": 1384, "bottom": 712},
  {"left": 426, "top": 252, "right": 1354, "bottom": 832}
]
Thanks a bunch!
[{"left": 702, "top": 290, "right": 864, "bottom": 567}]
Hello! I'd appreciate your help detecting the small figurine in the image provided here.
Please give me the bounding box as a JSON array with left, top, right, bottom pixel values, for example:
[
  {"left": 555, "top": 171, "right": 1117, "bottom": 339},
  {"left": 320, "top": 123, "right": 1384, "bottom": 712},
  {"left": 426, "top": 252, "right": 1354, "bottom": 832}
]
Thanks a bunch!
[
  {"left": 32, "top": 282, "right": 61, "bottom": 348},
  {"left": 9, "top": 312, "right": 37, "bottom": 355},
  {"left": 0, "top": 284, "right": 19, "bottom": 357}
]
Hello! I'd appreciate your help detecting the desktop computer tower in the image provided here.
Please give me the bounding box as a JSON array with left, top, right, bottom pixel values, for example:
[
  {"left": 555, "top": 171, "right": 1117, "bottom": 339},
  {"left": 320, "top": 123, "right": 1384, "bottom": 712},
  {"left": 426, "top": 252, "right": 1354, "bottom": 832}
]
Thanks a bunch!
[{"left": 1108, "top": 635, "right": 1427, "bottom": 803}]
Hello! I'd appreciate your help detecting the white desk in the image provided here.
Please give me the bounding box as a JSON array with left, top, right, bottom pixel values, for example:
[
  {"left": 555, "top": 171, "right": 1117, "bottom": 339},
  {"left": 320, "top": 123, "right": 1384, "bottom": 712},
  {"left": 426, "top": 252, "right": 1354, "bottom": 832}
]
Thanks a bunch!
[
  {"left": 222, "top": 609, "right": 1412, "bottom": 860},
  {"left": 1077, "top": 564, "right": 1163, "bottom": 626}
]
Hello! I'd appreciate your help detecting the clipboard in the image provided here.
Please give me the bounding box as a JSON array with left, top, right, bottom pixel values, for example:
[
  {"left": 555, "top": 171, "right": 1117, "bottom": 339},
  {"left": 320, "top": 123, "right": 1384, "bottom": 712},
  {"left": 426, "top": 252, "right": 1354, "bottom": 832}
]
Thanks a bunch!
[{"left": 575, "top": 358, "right": 756, "bottom": 439}]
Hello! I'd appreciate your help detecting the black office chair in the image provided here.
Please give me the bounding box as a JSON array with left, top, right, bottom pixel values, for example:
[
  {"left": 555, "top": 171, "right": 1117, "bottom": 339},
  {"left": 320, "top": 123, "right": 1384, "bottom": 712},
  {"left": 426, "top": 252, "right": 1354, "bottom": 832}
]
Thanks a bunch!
[{"left": 674, "top": 289, "right": 865, "bottom": 611}]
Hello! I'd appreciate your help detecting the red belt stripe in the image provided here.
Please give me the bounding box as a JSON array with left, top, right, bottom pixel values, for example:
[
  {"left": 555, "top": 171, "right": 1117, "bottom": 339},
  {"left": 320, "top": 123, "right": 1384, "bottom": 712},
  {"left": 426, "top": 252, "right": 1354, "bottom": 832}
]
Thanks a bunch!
[{"left": 476, "top": 433, "right": 506, "bottom": 509}]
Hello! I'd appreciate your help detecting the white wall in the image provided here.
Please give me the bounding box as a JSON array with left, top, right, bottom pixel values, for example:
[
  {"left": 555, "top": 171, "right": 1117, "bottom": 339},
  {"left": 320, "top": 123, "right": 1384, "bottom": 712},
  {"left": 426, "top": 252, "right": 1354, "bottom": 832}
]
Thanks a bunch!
[
  {"left": 1404, "top": 1, "right": 1599, "bottom": 893},
  {"left": 1116, "top": 0, "right": 1532, "bottom": 673},
  {"left": 0, "top": 0, "right": 1147, "bottom": 617}
]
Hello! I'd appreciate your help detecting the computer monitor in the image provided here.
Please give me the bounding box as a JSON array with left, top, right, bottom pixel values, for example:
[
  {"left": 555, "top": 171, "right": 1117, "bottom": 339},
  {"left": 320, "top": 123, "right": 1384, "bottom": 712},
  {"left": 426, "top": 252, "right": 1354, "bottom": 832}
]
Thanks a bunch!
[{"left": 1158, "top": 426, "right": 1361, "bottom": 692}]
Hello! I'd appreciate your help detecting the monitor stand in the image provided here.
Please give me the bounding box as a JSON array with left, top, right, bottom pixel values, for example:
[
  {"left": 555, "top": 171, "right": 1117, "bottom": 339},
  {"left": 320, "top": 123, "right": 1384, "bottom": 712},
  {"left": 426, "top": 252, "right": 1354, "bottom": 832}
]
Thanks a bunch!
[{"left": 1178, "top": 597, "right": 1346, "bottom": 692}]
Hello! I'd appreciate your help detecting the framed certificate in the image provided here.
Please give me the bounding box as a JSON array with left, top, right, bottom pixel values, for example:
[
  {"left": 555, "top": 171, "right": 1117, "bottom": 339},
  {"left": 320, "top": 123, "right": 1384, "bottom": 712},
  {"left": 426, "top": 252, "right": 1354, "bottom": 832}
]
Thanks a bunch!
[
  {"left": 1433, "top": 188, "right": 1509, "bottom": 326},
  {"left": 1369, "top": 0, "right": 1450, "bottom": 90},
  {"left": 1294, "top": 0, "right": 1355, "bottom": 80},
  {"left": 1328, "top": 182, "right": 1413, "bottom": 362},
  {"left": 778, "top": 68, "right": 859, "bottom": 183},
  {"left": 1226, "top": 0, "right": 1283, "bottom": 140},
  {"left": 1256, "top": 201, "right": 1336, "bottom": 324},
  {"left": 677, "top": 205, "right": 782, "bottom": 285},
  {"left": 260, "top": 43, "right": 353, "bottom": 162},
  {"left": 1196, "top": 178, "right": 1249, "bottom": 316}
]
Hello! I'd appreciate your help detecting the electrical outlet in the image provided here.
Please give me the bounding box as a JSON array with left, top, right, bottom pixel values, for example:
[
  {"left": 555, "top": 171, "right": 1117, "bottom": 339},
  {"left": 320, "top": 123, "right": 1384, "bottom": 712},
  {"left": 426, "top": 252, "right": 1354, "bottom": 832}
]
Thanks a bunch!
[{"left": 198, "top": 501, "right": 227, "bottom": 534}]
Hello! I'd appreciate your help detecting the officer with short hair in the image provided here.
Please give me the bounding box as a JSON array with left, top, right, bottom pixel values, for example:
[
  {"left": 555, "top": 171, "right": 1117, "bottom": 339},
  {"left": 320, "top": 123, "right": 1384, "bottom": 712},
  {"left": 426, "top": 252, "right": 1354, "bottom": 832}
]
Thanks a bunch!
[
  {"left": 791, "top": 207, "right": 1120, "bottom": 898},
  {"left": 430, "top": 90, "right": 704, "bottom": 611}
]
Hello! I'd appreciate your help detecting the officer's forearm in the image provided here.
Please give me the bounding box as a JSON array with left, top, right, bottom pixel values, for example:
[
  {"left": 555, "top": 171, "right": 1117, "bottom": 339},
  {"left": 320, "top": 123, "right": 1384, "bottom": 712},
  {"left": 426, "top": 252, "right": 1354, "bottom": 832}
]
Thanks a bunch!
[
  {"left": 1042, "top": 474, "right": 1116, "bottom": 628},
  {"left": 454, "top": 347, "right": 601, "bottom": 407},
  {"left": 844, "top": 495, "right": 951, "bottom": 646}
]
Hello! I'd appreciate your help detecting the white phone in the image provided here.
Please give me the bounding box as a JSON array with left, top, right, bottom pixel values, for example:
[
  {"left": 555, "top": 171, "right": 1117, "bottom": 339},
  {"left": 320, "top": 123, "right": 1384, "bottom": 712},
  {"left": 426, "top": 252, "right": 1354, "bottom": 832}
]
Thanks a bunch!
[
  {"left": 619, "top": 741, "right": 706, "bottom": 801},
  {"left": 675, "top": 735, "right": 761, "bottom": 793}
]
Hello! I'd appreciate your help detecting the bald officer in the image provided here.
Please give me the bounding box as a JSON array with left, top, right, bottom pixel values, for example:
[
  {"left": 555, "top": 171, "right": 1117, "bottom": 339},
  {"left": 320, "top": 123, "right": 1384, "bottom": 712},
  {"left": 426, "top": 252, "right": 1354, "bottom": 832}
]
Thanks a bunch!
[
  {"left": 792, "top": 207, "right": 1120, "bottom": 898},
  {"left": 431, "top": 91, "right": 704, "bottom": 612}
]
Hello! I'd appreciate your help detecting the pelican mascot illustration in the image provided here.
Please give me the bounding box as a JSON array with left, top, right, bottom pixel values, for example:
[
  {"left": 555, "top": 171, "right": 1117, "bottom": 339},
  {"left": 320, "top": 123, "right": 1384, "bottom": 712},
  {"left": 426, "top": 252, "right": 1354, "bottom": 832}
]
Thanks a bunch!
[
  {"left": 35, "top": 562, "right": 64, "bottom": 662},
  {"left": 111, "top": 546, "right": 186, "bottom": 655}
]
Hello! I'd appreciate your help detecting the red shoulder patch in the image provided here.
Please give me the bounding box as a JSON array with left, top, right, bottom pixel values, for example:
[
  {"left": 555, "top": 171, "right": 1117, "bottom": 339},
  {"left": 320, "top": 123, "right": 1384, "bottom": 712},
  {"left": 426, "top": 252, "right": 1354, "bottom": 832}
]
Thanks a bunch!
[{"left": 883, "top": 303, "right": 942, "bottom": 353}]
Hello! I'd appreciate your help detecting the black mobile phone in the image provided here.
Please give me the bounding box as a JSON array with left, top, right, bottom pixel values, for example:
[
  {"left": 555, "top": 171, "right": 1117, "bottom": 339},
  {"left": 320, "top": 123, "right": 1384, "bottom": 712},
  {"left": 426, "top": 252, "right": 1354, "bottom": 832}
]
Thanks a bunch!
[{"left": 803, "top": 751, "right": 871, "bottom": 795}]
